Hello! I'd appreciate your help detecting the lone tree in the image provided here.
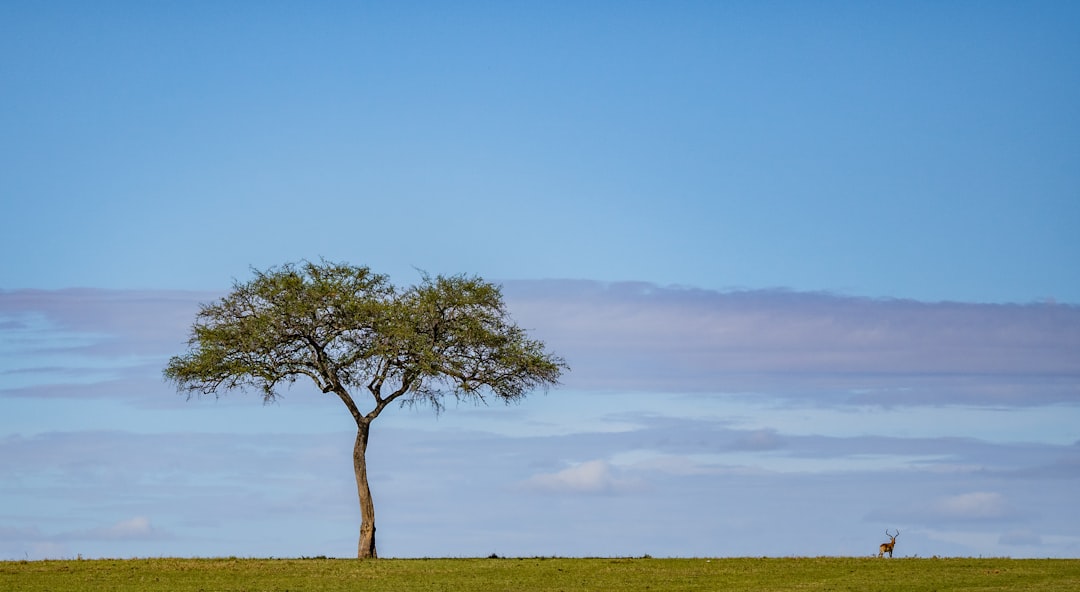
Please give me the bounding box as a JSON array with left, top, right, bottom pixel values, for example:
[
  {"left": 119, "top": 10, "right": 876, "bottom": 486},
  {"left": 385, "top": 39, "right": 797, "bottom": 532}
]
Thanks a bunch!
[{"left": 164, "top": 261, "right": 566, "bottom": 558}]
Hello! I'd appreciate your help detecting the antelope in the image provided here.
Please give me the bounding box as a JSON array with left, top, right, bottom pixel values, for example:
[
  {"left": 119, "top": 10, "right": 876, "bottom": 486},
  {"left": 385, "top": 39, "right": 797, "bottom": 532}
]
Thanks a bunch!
[{"left": 878, "top": 529, "right": 900, "bottom": 558}]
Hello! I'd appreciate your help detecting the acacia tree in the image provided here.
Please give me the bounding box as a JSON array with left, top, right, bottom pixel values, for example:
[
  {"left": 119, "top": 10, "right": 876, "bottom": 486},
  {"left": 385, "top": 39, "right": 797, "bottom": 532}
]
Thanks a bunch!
[{"left": 164, "top": 261, "right": 566, "bottom": 558}]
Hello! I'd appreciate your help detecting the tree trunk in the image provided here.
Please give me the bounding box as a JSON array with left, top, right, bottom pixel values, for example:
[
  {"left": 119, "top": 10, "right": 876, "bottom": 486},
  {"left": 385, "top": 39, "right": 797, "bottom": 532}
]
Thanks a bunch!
[{"left": 354, "top": 422, "right": 377, "bottom": 558}]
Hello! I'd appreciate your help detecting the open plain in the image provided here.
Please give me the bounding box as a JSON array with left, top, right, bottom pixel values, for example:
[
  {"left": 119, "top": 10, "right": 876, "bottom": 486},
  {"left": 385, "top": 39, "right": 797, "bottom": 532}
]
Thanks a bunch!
[{"left": 4, "top": 557, "right": 1079, "bottom": 592}]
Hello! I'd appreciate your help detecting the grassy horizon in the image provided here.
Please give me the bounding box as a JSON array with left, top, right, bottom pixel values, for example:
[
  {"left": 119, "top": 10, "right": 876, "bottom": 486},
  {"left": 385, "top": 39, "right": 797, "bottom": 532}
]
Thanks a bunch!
[{"left": 4, "top": 556, "right": 1080, "bottom": 591}]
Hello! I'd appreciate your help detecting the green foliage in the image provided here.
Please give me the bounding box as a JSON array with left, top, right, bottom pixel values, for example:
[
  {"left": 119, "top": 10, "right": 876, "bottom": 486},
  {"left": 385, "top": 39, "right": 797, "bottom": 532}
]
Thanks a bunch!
[
  {"left": 162, "top": 261, "right": 568, "bottom": 557},
  {"left": 163, "top": 260, "right": 567, "bottom": 419},
  {"left": 4, "top": 557, "right": 1080, "bottom": 592}
]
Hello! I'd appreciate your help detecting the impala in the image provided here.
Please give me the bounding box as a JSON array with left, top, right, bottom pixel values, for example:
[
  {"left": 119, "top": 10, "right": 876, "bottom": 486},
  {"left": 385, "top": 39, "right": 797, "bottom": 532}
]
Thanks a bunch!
[{"left": 878, "top": 529, "right": 900, "bottom": 558}]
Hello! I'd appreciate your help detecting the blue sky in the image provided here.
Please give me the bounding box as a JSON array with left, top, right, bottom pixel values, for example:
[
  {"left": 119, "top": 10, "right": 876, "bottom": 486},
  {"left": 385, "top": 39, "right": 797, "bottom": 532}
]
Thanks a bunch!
[{"left": 2, "top": 1, "right": 1078, "bottom": 559}]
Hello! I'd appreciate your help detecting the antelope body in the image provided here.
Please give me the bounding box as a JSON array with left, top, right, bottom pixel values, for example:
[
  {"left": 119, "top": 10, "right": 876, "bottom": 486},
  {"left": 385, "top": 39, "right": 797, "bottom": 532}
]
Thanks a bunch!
[{"left": 878, "top": 529, "right": 899, "bottom": 558}]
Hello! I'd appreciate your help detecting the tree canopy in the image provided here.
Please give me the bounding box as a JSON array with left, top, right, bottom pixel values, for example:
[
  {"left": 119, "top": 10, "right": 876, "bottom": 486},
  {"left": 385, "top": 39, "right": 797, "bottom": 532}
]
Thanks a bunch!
[{"left": 164, "top": 261, "right": 567, "bottom": 557}]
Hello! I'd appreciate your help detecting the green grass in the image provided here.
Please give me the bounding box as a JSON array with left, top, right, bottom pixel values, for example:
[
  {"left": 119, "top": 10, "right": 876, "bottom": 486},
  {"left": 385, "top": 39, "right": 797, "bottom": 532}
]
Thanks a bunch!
[{"left": 3, "top": 556, "right": 1079, "bottom": 591}]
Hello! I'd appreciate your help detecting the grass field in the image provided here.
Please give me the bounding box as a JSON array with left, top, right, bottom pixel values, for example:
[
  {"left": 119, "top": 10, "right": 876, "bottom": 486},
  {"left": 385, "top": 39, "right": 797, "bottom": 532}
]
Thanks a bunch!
[{"left": 3, "top": 556, "right": 1079, "bottom": 591}]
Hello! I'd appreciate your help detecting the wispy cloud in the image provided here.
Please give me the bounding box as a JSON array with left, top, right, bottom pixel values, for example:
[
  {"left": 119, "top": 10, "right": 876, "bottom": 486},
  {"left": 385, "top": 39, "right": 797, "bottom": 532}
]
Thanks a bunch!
[
  {"left": 0, "top": 516, "right": 166, "bottom": 561},
  {"left": 930, "top": 492, "right": 1011, "bottom": 521},
  {"left": 4, "top": 284, "right": 1077, "bottom": 406},
  {"left": 2, "top": 417, "right": 1079, "bottom": 558},
  {"left": 71, "top": 516, "right": 161, "bottom": 541},
  {"left": 519, "top": 459, "right": 644, "bottom": 495},
  {"left": 504, "top": 280, "right": 1080, "bottom": 406},
  {"left": 2, "top": 285, "right": 1079, "bottom": 559},
  {"left": 0, "top": 289, "right": 209, "bottom": 335},
  {"left": 0, "top": 289, "right": 214, "bottom": 403}
]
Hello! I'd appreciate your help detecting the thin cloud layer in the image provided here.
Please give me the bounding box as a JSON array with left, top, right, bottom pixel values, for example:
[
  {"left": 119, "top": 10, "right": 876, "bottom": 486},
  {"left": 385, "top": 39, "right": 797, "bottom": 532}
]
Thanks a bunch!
[
  {"left": 71, "top": 517, "right": 161, "bottom": 541},
  {"left": 7, "top": 417, "right": 1077, "bottom": 559},
  {"left": 3, "top": 284, "right": 1077, "bottom": 407},
  {"left": 504, "top": 281, "right": 1080, "bottom": 406},
  {"left": 931, "top": 492, "right": 1011, "bottom": 522},
  {"left": 2, "top": 284, "right": 1079, "bottom": 558},
  {"left": 519, "top": 459, "right": 643, "bottom": 495},
  {"left": 0, "top": 289, "right": 215, "bottom": 403},
  {"left": 0, "top": 288, "right": 211, "bottom": 348}
]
